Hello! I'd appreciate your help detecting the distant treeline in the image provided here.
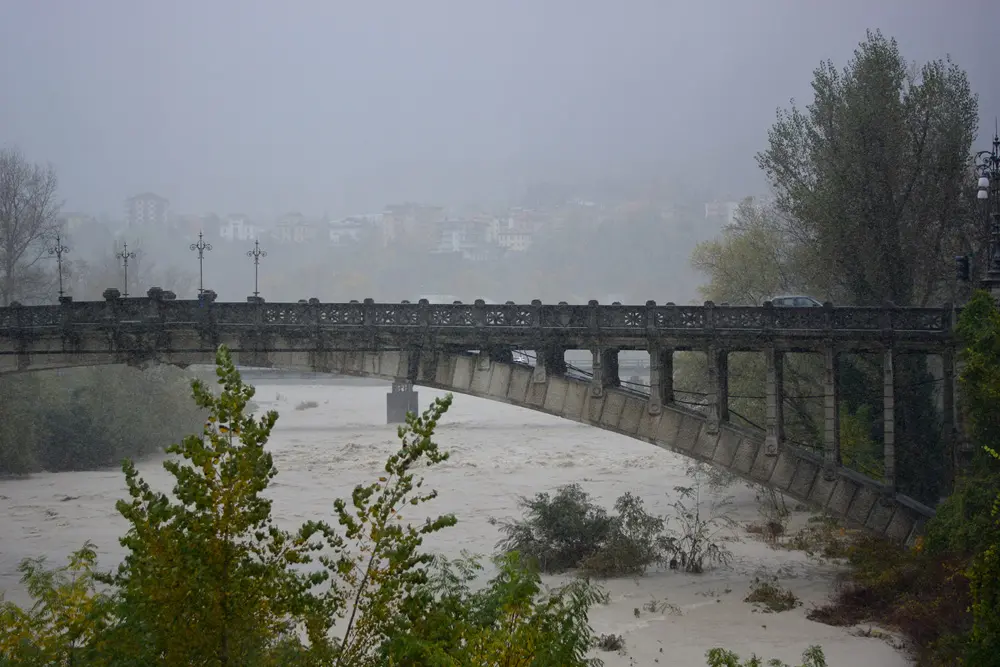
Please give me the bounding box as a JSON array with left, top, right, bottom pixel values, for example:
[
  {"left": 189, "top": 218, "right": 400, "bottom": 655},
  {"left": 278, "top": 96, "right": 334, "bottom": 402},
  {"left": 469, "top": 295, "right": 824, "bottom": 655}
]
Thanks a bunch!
[{"left": 0, "top": 366, "right": 206, "bottom": 475}]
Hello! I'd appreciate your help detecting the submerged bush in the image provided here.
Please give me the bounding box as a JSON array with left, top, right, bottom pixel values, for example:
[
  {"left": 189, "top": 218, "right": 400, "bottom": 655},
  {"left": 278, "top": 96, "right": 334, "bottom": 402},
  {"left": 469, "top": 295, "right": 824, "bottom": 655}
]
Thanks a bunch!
[
  {"left": 492, "top": 474, "right": 739, "bottom": 577},
  {"left": 490, "top": 484, "right": 676, "bottom": 577},
  {"left": 705, "top": 645, "right": 826, "bottom": 667}
]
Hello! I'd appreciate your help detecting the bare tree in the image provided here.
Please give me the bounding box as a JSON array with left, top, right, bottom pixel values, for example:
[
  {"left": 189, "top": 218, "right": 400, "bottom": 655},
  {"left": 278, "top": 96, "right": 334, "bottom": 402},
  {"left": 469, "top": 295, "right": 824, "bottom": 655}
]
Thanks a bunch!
[{"left": 0, "top": 147, "right": 61, "bottom": 305}]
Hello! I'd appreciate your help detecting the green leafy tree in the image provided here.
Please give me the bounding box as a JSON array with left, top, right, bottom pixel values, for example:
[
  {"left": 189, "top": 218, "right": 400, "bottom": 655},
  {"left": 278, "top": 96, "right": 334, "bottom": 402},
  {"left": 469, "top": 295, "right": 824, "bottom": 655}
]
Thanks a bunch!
[
  {"left": 757, "top": 30, "right": 978, "bottom": 504},
  {"left": 758, "top": 29, "right": 978, "bottom": 308},
  {"left": 386, "top": 552, "right": 607, "bottom": 666},
  {"left": 690, "top": 198, "right": 803, "bottom": 306},
  {"left": 0, "top": 542, "right": 115, "bottom": 665},
  {"left": 689, "top": 31, "right": 978, "bottom": 503},
  {"left": 102, "top": 345, "right": 332, "bottom": 665},
  {"left": 955, "top": 291, "right": 1000, "bottom": 661}
]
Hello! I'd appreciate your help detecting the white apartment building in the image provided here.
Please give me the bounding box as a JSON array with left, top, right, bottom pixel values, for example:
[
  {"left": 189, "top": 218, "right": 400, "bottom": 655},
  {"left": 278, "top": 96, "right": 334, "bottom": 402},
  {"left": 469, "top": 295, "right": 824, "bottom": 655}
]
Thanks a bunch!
[{"left": 219, "top": 214, "right": 257, "bottom": 242}]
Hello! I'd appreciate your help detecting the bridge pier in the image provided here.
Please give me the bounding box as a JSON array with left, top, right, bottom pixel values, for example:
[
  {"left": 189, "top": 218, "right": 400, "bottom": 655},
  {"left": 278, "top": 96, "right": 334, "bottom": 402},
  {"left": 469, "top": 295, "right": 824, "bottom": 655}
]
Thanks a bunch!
[
  {"left": 764, "top": 346, "right": 784, "bottom": 456},
  {"left": 646, "top": 345, "right": 674, "bottom": 414},
  {"left": 532, "top": 346, "right": 566, "bottom": 384},
  {"left": 387, "top": 378, "right": 419, "bottom": 424},
  {"left": 589, "top": 347, "right": 620, "bottom": 397},
  {"left": 882, "top": 348, "right": 896, "bottom": 492},
  {"left": 823, "top": 343, "right": 841, "bottom": 479},
  {"left": 706, "top": 346, "right": 728, "bottom": 434}
]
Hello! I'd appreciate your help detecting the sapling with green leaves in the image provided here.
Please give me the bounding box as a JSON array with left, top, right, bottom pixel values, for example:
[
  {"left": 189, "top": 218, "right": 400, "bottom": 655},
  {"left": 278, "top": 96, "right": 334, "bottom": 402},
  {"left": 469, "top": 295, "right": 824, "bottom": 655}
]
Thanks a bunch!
[
  {"left": 103, "top": 345, "right": 335, "bottom": 665},
  {"left": 321, "top": 393, "right": 459, "bottom": 664}
]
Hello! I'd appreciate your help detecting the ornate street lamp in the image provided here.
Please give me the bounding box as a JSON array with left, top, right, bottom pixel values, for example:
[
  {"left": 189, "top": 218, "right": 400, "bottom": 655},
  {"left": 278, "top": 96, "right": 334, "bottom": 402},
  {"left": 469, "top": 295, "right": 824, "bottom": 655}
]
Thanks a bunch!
[
  {"left": 189, "top": 231, "right": 212, "bottom": 296},
  {"left": 47, "top": 234, "right": 70, "bottom": 301},
  {"left": 116, "top": 242, "right": 137, "bottom": 298},
  {"left": 975, "top": 130, "right": 1000, "bottom": 294},
  {"left": 247, "top": 239, "right": 267, "bottom": 298}
]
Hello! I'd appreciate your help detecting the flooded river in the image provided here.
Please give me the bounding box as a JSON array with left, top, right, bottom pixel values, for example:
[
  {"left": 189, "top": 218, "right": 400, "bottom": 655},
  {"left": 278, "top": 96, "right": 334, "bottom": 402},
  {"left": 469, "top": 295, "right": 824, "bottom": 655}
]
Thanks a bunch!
[{"left": 0, "top": 378, "right": 910, "bottom": 665}]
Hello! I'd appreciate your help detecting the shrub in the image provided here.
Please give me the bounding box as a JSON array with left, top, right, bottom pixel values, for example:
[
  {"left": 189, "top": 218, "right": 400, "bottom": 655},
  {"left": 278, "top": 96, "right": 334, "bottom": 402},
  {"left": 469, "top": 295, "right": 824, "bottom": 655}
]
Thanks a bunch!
[
  {"left": 491, "top": 485, "right": 676, "bottom": 578},
  {"left": 490, "top": 484, "right": 615, "bottom": 573},
  {"left": 579, "top": 492, "right": 676, "bottom": 578},
  {"left": 753, "top": 486, "right": 790, "bottom": 545},
  {"left": 669, "top": 478, "right": 738, "bottom": 573},
  {"left": 744, "top": 575, "right": 801, "bottom": 613},
  {"left": 594, "top": 633, "right": 625, "bottom": 652},
  {"left": 295, "top": 400, "right": 319, "bottom": 411},
  {"left": 705, "top": 645, "right": 826, "bottom": 667}
]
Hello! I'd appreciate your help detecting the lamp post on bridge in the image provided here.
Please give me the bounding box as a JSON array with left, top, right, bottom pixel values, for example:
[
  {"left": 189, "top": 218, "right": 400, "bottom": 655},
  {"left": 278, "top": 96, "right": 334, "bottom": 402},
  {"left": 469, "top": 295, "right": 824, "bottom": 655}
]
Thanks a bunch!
[
  {"left": 189, "top": 231, "right": 212, "bottom": 297},
  {"left": 975, "top": 128, "right": 1000, "bottom": 300},
  {"left": 247, "top": 238, "right": 267, "bottom": 299},
  {"left": 116, "top": 242, "right": 137, "bottom": 298},
  {"left": 47, "top": 234, "right": 70, "bottom": 302}
]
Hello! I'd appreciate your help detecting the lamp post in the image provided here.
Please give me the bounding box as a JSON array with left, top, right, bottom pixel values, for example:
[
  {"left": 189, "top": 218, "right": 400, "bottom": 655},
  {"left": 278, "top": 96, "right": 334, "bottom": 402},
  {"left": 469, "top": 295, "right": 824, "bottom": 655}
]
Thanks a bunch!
[
  {"left": 975, "top": 129, "right": 1000, "bottom": 298},
  {"left": 47, "top": 234, "right": 70, "bottom": 301},
  {"left": 247, "top": 239, "right": 267, "bottom": 298},
  {"left": 116, "top": 242, "right": 137, "bottom": 298},
  {"left": 189, "top": 231, "right": 212, "bottom": 296}
]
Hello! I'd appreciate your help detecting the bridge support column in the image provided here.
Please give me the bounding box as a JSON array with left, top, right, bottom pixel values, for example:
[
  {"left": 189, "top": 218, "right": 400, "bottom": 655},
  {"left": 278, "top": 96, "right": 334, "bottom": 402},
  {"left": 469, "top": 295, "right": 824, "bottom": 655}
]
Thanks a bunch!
[
  {"left": 822, "top": 343, "right": 841, "bottom": 480},
  {"left": 647, "top": 346, "right": 674, "bottom": 415},
  {"left": 882, "top": 347, "right": 896, "bottom": 493},
  {"left": 941, "top": 348, "right": 957, "bottom": 492},
  {"left": 706, "top": 346, "right": 728, "bottom": 435},
  {"left": 533, "top": 346, "right": 566, "bottom": 384},
  {"left": 602, "top": 348, "right": 620, "bottom": 388},
  {"left": 590, "top": 347, "right": 620, "bottom": 397},
  {"left": 764, "top": 346, "right": 784, "bottom": 456},
  {"left": 387, "top": 379, "right": 419, "bottom": 424}
]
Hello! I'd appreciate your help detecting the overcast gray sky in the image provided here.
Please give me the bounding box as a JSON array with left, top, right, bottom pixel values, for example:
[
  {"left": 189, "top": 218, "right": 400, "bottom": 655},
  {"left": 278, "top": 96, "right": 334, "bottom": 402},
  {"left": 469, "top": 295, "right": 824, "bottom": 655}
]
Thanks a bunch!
[{"left": 1, "top": 0, "right": 996, "bottom": 218}]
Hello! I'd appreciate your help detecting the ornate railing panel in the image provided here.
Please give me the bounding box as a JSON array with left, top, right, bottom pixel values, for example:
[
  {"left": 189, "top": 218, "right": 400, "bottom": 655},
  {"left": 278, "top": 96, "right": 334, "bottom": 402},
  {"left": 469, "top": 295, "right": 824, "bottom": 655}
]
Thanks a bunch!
[
  {"left": 318, "top": 303, "right": 364, "bottom": 326},
  {"left": 22, "top": 305, "right": 63, "bottom": 327},
  {"left": 654, "top": 305, "right": 705, "bottom": 329},
  {"left": 832, "top": 308, "right": 880, "bottom": 330},
  {"left": 892, "top": 308, "right": 950, "bottom": 331},
  {"left": 773, "top": 307, "right": 826, "bottom": 330},
  {"left": 0, "top": 300, "right": 957, "bottom": 342},
  {"left": 714, "top": 306, "right": 768, "bottom": 330}
]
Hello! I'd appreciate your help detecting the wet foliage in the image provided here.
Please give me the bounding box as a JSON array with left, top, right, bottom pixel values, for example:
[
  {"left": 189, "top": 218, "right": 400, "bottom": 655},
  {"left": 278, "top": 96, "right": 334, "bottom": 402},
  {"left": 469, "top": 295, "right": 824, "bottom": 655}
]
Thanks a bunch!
[
  {"left": 490, "top": 473, "right": 738, "bottom": 577},
  {"left": 0, "top": 365, "right": 205, "bottom": 475}
]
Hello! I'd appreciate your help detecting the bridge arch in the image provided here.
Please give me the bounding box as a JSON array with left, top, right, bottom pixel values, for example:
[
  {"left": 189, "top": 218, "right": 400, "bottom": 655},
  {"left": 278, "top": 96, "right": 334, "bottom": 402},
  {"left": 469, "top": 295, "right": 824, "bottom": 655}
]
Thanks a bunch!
[{"left": 1, "top": 346, "right": 933, "bottom": 545}]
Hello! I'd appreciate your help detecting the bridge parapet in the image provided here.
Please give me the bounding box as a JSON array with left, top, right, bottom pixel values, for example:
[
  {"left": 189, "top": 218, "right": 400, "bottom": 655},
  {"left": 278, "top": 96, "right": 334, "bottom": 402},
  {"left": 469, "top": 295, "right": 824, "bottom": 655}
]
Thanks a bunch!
[{"left": 0, "top": 298, "right": 958, "bottom": 348}]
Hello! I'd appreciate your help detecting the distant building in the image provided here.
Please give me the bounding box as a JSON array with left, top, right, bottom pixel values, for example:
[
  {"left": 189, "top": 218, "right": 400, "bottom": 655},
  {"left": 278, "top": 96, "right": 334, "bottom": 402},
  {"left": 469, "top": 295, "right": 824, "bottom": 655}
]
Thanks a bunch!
[
  {"left": 219, "top": 214, "right": 257, "bottom": 242},
  {"left": 432, "top": 218, "right": 492, "bottom": 261},
  {"left": 704, "top": 200, "right": 740, "bottom": 226},
  {"left": 380, "top": 203, "right": 445, "bottom": 246},
  {"left": 269, "top": 211, "right": 319, "bottom": 244},
  {"left": 492, "top": 215, "right": 534, "bottom": 252},
  {"left": 328, "top": 215, "right": 377, "bottom": 246},
  {"left": 126, "top": 192, "right": 169, "bottom": 228}
]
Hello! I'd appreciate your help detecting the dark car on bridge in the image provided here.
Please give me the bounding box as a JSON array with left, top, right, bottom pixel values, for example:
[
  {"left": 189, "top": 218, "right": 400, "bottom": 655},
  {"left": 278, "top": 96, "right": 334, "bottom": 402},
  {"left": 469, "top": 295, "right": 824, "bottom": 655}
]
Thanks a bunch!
[{"left": 768, "top": 295, "right": 824, "bottom": 307}]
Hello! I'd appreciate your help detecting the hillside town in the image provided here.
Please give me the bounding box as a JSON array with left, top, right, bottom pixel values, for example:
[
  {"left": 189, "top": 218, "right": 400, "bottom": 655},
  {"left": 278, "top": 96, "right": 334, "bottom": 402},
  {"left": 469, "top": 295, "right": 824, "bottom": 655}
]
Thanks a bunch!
[{"left": 58, "top": 191, "right": 751, "bottom": 261}]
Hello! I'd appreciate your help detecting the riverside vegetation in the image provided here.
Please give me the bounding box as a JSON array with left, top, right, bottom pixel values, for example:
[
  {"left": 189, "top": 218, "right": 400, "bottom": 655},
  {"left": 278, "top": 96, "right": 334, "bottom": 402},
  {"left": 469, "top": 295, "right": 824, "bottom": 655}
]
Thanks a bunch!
[
  {"left": 790, "top": 291, "right": 1000, "bottom": 666},
  {"left": 0, "top": 365, "right": 205, "bottom": 475},
  {"left": 0, "top": 345, "right": 824, "bottom": 666}
]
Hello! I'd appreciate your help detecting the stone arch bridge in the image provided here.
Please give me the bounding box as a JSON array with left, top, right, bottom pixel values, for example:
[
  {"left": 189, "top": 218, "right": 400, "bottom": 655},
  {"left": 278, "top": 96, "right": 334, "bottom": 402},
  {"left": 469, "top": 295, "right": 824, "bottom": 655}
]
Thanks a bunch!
[{"left": 0, "top": 290, "right": 961, "bottom": 545}]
